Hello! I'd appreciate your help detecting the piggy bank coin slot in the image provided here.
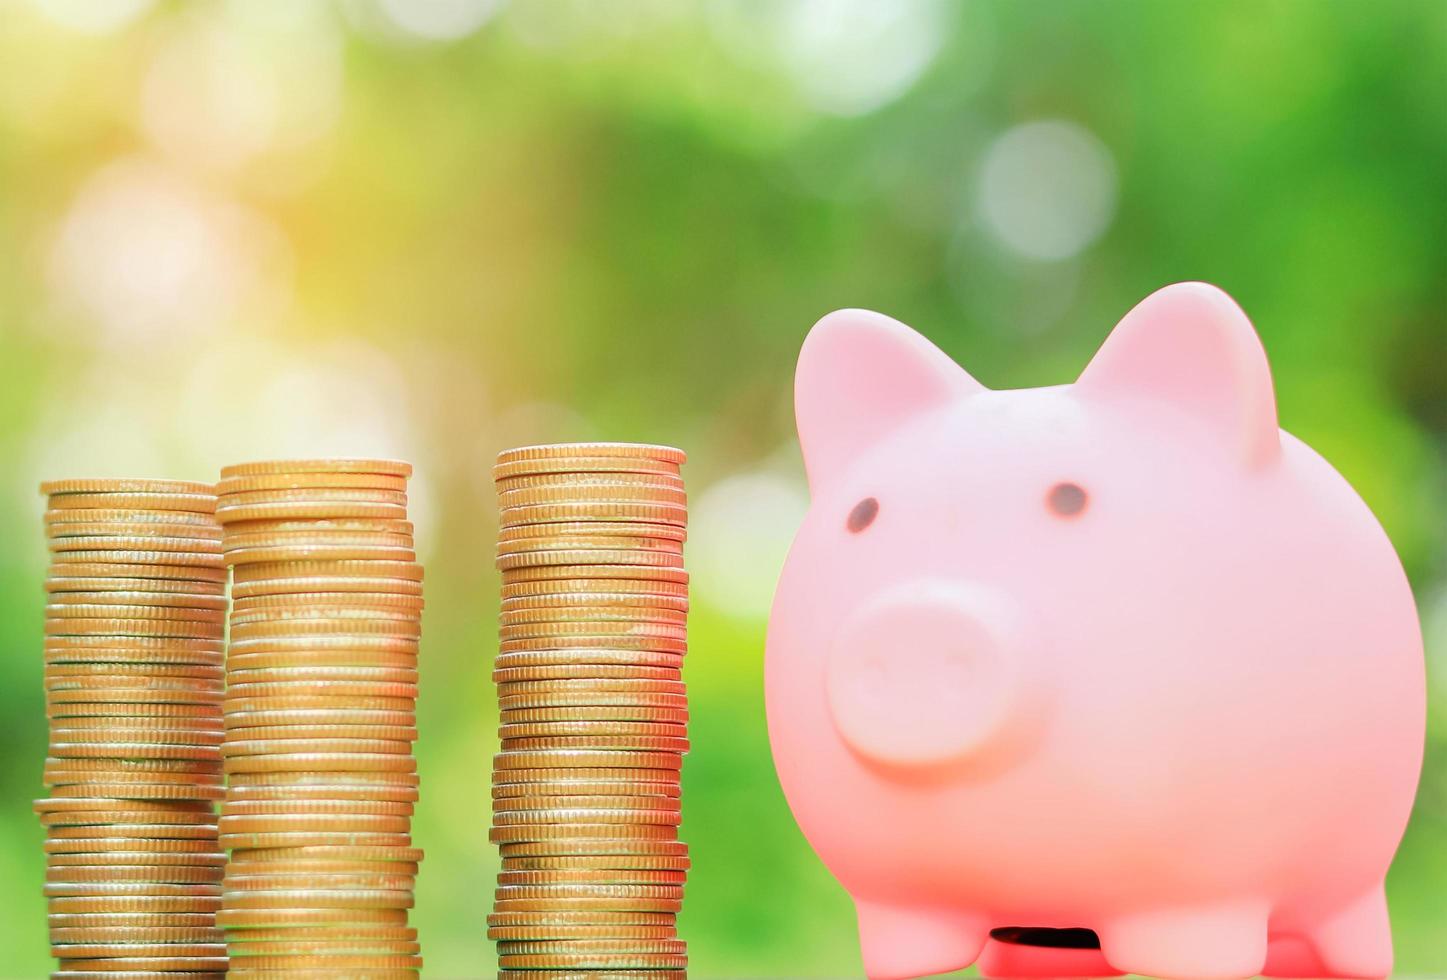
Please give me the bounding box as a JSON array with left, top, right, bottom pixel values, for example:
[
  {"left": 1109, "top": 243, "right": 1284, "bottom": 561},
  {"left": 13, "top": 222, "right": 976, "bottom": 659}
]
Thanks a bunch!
[{"left": 991, "top": 926, "right": 1101, "bottom": 949}]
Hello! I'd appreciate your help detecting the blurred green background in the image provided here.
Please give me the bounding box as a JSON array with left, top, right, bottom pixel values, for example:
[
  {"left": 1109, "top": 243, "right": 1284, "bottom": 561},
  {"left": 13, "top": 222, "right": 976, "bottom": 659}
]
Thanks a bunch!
[{"left": 0, "top": 1, "right": 1443, "bottom": 976}]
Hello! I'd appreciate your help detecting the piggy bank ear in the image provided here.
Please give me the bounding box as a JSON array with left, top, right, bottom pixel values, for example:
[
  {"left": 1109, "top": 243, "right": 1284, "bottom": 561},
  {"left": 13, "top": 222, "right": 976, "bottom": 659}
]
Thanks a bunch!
[
  {"left": 796, "top": 309, "right": 984, "bottom": 492},
  {"left": 1076, "top": 282, "right": 1281, "bottom": 467}
]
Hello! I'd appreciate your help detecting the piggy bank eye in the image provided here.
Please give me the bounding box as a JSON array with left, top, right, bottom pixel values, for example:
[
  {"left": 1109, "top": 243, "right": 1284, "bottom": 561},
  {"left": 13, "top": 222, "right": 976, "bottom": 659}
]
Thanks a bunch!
[
  {"left": 846, "top": 497, "right": 878, "bottom": 533},
  {"left": 1047, "top": 482, "right": 1088, "bottom": 518}
]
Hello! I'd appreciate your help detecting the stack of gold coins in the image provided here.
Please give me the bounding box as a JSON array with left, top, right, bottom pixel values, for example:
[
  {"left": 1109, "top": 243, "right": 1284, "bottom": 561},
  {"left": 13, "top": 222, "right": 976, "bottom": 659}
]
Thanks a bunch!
[
  {"left": 38, "top": 478, "right": 228, "bottom": 979},
  {"left": 489, "top": 443, "right": 690, "bottom": 979},
  {"left": 214, "top": 459, "right": 423, "bottom": 978}
]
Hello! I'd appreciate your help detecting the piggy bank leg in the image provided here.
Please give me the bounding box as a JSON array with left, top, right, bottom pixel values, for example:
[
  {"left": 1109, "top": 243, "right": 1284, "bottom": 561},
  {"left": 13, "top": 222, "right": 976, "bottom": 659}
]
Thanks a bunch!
[
  {"left": 1306, "top": 884, "right": 1392, "bottom": 979},
  {"left": 1098, "top": 900, "right": 1268, "bottom": 980},
  {"left": 854, "top": 899, "right": 988, "bottom": 980}
]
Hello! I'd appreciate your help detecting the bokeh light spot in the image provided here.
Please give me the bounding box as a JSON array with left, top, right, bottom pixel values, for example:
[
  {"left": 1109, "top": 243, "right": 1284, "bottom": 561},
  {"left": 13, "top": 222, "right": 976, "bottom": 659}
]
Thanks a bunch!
[
  {"left": 28, "top": 0, "right": 153, "bottom": 34},
  {"left": 976, "top": 119, "right": 1118, "bottom": 261},
  {"left": 376, "top": 0, "right": 502, "bottom": 41},
  {"left": 690, "top": 470, "right": 809, "bottom": 619}
]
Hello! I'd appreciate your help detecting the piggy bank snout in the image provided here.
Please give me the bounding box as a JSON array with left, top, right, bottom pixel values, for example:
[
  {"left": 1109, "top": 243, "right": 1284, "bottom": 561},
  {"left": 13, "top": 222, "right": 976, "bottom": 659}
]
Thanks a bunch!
[{"left": 825, "top": 582, "right": 1032, "bottom": 774}]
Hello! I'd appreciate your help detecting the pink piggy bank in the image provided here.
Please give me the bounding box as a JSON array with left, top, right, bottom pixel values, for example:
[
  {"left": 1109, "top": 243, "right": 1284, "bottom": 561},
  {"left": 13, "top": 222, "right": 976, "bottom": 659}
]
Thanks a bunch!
[{"left": 765, "top": 283, "right": 1424, "bottom": 980}]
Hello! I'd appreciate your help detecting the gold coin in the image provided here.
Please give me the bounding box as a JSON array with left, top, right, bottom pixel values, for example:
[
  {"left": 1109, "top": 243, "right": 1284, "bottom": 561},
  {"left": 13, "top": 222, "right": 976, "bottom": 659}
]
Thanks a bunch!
[
  {"left": 222, "top": 799, "right": 413, "bottom": 817},
  {"left": 497, "top": 537, "right": 684, "bottom": 560},
  {"left": 501, "top": 854, "right": 688, "bottom": 872},
  {"left": 487, "top": 909, "right": 674, "bottom": 926},
  {"left": 49, "top": 956, "right": 229, "bottom": 972},
  {"left": 218, "top": 472, "right": 409, "bottom": 494},
  {"left": 224, "top": 783, "right": 418, "bottom": 804},
  {"left": 47, "top": 562, "right": 227, "bottom": 584},
  {"left": 224, "top": 653, "right": 418, "bottom": 674},
  {"left": 499, "top": 621, "right": 686, "bottom": 643},
  {"left": 491, "top": 807, "right": 681, "bottom": 827},
  {"left": 494, "top": 475, "right": 684, "bottom": 497},
  {"left": 492, "top": 898, "right": 681, "bottom": 914},
  {"left": 220, "top": 889, "right": 414, "bottom": 910},
  {"left": 494, "top": 795, "right": 681, "bottom": 814},
  {"left": 44, "top": 755, "right": 220, "bottom": 773},
  {"left": 224, "top": 726, "right": 417, "bottom": 745},
  {"left": 497, "top": 520, "right": 685, "bottom": 543},
  {"left": 231, "top": 577, "right": 424, "bottom": 599},
  {"left": 233, "top": 592, "right": 423, "bottom": 613},
  {"left": 495, "top": 937, "right": 685, "bottom": 953},
  {"left": 47, "top": 687, "right": 221, "bottom": 705},
  {"left": 229, "top": 845, "right": 422, "bottom": 864},
  {"left": 500, "top": 578, "right": 687, "bottom": 600},
  {"left": 502, "top": 564, "right": 686, "bottom": 584},
  {"left": 47, "top": 847, "right": 225, "bottom": 864},
  {"left": 46, "top": 661, "right": 222, "bottom": 678},
  {"left": 222, "top": 739, "right": 413, "bottom": 759},
  {"left": 224, "top": 530, "right": 415, "bottom": 554},
  {"left": 224, "top": 708, "right": 416, "bottom": 730},
  {"left": 225, "top": 678, "right": 418, "bottom": 699},
  {"left": 48, "top": 926, "right": 223, "bottom": 942},
  {"left": 499, "top": 609, "right": 687, "bottom": 630},
  {"left": 495, "top": 444, "right": 685, "bottom": 466},
  {"left": 216, "top": 924, "right": 417, "bottom": 940},
  {"left": 492, "top": 781, "right": 680, "bottom": 801},
  {"left": 233, "top": 560, "right": 422, "bottom": 583},
  {"left": 229, "top": 604, "right": 422, "bottom": 624},
  {"left": 226, "top": 667, "right": 417, "bottom": 685},
  {"left": 46, "top": 729, "right": 223, "bottom": 749},
  {"left": 46, "top": 891, "right": 221, "bottom": 908},
  {"left": 45, "top": 492, "right": 216, "bottom": 513},
  {"left": 45, "top": 577, "right": 225, "bottom": 596},
  {"left": 498, "top": 721, "right": 683, "bottom": 739},
  {"left": 499, "top": 706, "right": 687, "bottom": 726},
  {"left": 499, "top": 638, "right": 686, "bottom": 657},
  {"left": 218, "top": 487, "right": 407, "bottom": 507},
  {"left": 220, "top": 458, "right": 412, "bottom": 479},
  {"left": 498, "top": 485, "right": 687, "bottom": 511},
  {"left": 50, "top": 536, "right": 223, "bottom": 556},
  {"left": 218, "top": 832, "right": 412, "bottom": 850},
  {"left": 46, "top": 600, "right": 224, "bottom": 623},
  {"left": 498, "top": 551, "right": 684, "bottom": 573},
  {"left": 48, "top": 592, "right": 227, "bottom": 611},
  {"left": 34, "top": 796, "right": 212, "bottom": 812},
  {"left": 225, "top": 956, "right": 422, "bottom": 972},
  {"left": 223, "top": 517, "right": 413, "bottom": 535},
  {"left": 489, "top": 824, "right": 678, "bottom": 844},
  {"left": 225, "top": 769, "right": 418, "bottom": 787},
  {"left": 47, "top": 866, "right": 223, "bottom": 885},
  {"left": 49, "top": 551, "right": 226, "bottom": 571},
  {"left": 222, "top": 752, "right": 416, "bottom": 773},
  {"left": 226, "top": 544, "right": 417, "bottom": 565},
  {"left": 500, "top": 736, "right": 687, "bottom": 754},
  {"left": 44, "top": 785, "right": 222, "bottom": 802},
  {"left": 224, "top": 695, "right": 415, "bottom": 715},
  {"left": 226, "top": 637, "right": 418, "bottom": 656},
  {"left": 50, "top": 942, "right": 225, "bottom": 958},
  {"left": 223, "top": 872, "right": 415, "bottom": 892},
  {"left": 227, "top": 941, "right": 420, "bottom": 957},
  {"left": 219, "top": 813, "right": 411, "bottom": 834},
  {"left": 500, "top": 503, "right": 686, "bottom": 529},
  {"left": 42, "top": 479, "right": 215, "bottom": 496},
  {"left": 216, "top": 906, "right": 408, "bottom": 928},
  {"left": 494, "top": 750, "right": 680, "bottom": 771},
  {"left": 216, "top": 501, "right": 408, "bottom": 523},
  {"left": 500, "top": 677, "right": 685, "bottom": 691},
  {"left": 498, "top": 694, "right": 686, "bottom": 714},
  {"left": 496, "top": 842, "right": 686, "bottom": 864},
  {"left": 493, "top": 652, "right": 683, "bottom": 672},
  {"left": 498, "top": 958, "right": 685, "bottom": 972},
  {"left": 45, "top": 620, "right": 222, "bottom": 641},
  {"left": 502, "top": 592, "right": 687, "bottom": 612},
  {"left": 228, "top": 621, "right": 421, "bottom": 642},
  {"left": 497, "top": 966, "right": 682, "bottom": 972},
  {"left": 44, "top": 507, "right": 218, "bottom": 527},
  {"left": 487, "top": 924, "right": 678, "bottom": 941},
  {"left": 47, "top": 521, "right": 221, "bottom": 540},
  {"left": 493, "top": 668, "right": 680, "bottom": 687},
  {"left": 47, "top": 702, "right": 224, "bottom": 721},
  {"left": 493, "top": 455, "right": 681, "bottom": 480},
  {"left": 493, "top": 768, "right": 677, "bottom": 789}
]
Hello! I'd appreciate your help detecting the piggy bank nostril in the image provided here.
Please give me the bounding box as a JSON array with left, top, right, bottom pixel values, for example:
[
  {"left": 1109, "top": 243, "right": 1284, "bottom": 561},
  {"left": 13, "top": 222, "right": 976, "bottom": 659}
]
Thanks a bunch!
[
  {"left": 1047, "top": 482, "right": 1088, "bottom": 517},
  {"left": 847, "top": 497, "right": 879, "bottom": 532}
]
